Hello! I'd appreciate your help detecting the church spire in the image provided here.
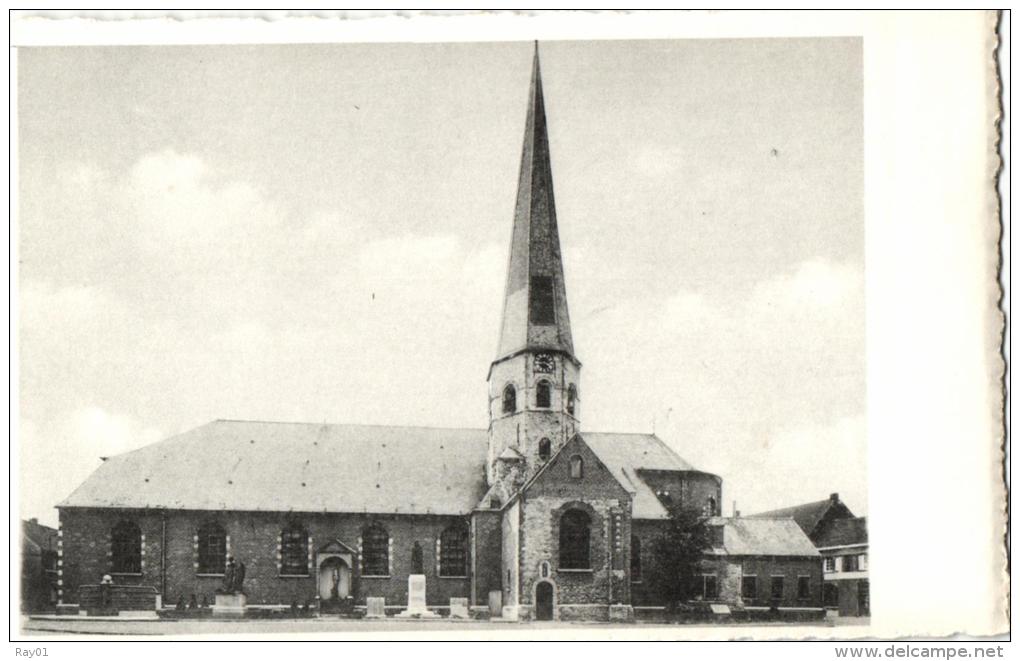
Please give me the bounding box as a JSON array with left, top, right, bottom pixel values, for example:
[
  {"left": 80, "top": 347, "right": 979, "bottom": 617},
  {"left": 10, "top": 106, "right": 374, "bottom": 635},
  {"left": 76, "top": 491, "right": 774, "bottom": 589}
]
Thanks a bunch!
[{"left": 495, "top": 42, "right": 575, "bottom": 365}]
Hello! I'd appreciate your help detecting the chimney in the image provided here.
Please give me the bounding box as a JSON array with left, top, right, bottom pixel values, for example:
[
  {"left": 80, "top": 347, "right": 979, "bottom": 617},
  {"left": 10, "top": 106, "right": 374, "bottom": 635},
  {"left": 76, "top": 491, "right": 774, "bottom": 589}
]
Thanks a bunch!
[
  {"left": 29, "top": 517, "right": 37, "bottom": 525},
  {"left": 830, "top": 492, "right": 839, "bottom": 502}
]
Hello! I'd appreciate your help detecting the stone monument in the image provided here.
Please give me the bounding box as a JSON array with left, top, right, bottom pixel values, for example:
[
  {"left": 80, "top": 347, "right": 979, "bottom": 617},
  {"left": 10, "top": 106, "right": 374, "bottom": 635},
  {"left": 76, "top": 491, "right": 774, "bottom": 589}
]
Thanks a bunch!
[
  {"left": 449, "top": 597, "right": 470, "bottom": 619},
  {"left": 212, "top": 556, "right": 247, "bottom": 618},
  {"left": 365, "top": 596, "right": 386, "bottom": 619},
  {"left": 396, "top": 574, "right": 438, "bottom": 618}
]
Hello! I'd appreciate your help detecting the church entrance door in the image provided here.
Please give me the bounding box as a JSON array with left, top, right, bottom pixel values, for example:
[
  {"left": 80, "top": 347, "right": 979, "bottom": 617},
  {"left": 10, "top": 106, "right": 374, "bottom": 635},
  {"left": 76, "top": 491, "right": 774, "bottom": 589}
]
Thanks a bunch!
[
  {"left": 535, "top": 581, "right": 554, "bottom": 621},
  {"left": 318, "top": 556, "right": 351, "bottom": 601}
]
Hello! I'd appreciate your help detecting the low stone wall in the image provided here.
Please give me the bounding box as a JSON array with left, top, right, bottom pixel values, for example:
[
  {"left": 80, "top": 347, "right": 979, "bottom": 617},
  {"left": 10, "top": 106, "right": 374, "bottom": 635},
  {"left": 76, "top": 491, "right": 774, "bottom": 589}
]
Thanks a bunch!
[{"left": 79, "top": 584, "right": 159, "bottom": 615}]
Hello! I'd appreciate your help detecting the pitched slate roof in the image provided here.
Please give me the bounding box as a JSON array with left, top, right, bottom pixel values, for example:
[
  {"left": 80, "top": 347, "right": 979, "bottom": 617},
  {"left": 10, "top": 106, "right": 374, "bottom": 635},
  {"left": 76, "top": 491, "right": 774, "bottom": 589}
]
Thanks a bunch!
[
  {"left": 59, "top": 420, "right": 490, "bottom": 516},
  {"left": 749, "top": 494, "right": 854, "bottom": 537},
  {"left": 708, "top": 517, "right": 820, "bottom": 557},
  {"left": 59, "top": 421, "right": 714, "bottom": 520},
  {"left": 581, "top": 432, "right": 703, "bottom": 520},
  {"left": 814, "top": 516, "right": 868, "bottom": 549}
]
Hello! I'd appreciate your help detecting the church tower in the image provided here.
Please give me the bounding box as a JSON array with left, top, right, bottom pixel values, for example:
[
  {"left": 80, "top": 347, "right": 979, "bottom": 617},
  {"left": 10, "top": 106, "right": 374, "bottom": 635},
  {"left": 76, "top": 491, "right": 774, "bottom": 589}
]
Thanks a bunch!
[{"left": 487, "top": 44, "right": 580, "bottom": 487}]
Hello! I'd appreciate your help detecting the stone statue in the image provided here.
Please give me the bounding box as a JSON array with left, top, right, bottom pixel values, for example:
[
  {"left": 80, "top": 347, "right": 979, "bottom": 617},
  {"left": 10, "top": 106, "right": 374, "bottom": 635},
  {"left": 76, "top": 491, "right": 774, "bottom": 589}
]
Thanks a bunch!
[
  {"left": 330, "top": 565, "right": 340, "bottom": 600},
  {"left": 220, "top": 557, "right": 236, "bottom": 594},
  {"left": 219, "top": 556, "right": 246, "bottom": 594},
  {"left": 232, "top": 560, "right": 246, "bottom": 593}
]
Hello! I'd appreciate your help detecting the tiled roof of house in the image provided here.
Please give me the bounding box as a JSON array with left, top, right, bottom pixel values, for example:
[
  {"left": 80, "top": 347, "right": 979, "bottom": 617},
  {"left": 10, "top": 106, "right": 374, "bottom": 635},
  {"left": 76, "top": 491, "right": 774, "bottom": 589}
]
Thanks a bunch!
[
  {"left": 708, "top": 517, "right": 820, "bottom": 557},
  {"left": 58, "top": 421, "right": 713, "bottom": 520},
  {"left": 748, "top": 494, "right": 855, "bottom": 537},
  {"left": 22, "top": 519, "right": 58, "bottom": 556},
  {"left": 814, "top": 516, "right": 868, "bottom": 549}
]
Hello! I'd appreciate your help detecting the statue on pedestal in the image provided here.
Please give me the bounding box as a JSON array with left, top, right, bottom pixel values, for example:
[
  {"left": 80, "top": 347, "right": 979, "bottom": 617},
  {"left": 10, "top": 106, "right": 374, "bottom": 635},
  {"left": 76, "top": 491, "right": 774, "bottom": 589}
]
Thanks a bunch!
[{"left": 218, "top": 556, "right": 246, "bottom": 594}]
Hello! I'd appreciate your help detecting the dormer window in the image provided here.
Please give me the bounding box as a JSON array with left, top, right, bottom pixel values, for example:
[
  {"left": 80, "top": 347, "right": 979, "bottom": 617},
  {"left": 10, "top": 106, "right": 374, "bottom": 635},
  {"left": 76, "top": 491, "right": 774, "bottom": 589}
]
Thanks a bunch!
[
  {"left": 538, "top": 438, "right": 551, "bottom": 461},
  {"left": 502, "top": 384, "right": 517, "bottom": 414},
  {"left": 536, "top": 380, "right": 552, "bottom": 408}
]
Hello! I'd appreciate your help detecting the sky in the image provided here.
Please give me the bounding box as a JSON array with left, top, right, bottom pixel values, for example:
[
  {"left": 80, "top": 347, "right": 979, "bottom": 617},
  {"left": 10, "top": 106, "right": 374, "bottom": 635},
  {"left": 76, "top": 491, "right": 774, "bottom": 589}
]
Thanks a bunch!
[{"left": 17, "top": 38, "right": 864, "bottom": 527}]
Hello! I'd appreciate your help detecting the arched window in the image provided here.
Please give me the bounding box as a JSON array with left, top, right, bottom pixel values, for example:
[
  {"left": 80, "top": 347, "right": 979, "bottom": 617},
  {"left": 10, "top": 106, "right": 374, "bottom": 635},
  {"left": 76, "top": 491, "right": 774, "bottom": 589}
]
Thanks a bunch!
[
  {"left": 567, "top": 384, "right": 577, "bottom": 415},
  {"left": 538, "top": 438, "right": 552, "bottom": 461},
  {"left": 439, "top": 523, "right": 468, "bottom": 577},
  {"left": 559, "top": 509, "right": 591, "bottom": 569},
  {"left": 536, "top": 380, "right": 552, "bottom": 408},
  {"left": 502, "top": 384, "right": 517, "bottom": 414},
  {"left": 362, "top": 524, "right": 389, "bottom": 576},
  {"left": 280, "top": 522, "right": 308, "bottom": 575},
  {"left": 569, "top": 454, "right": 584, "bottom": 479},
  {"left": 630, "top": 536, "right": 642, "bottom": 582},
  {"left": 111, "top": 520, "right": 141, "bottom": 574},
  {"left": 197, "top": 522, "right": 227, "bottom": 575},
  {"left": 703, "top": 497, "right": 717, "bottom": 517}
]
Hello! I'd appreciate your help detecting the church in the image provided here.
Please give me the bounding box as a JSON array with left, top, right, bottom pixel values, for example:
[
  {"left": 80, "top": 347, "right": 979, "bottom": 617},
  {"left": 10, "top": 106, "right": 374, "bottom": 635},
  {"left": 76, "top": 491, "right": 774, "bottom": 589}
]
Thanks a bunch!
[{"left": 54, "top": 45, "right": 821, "bottom": 622}]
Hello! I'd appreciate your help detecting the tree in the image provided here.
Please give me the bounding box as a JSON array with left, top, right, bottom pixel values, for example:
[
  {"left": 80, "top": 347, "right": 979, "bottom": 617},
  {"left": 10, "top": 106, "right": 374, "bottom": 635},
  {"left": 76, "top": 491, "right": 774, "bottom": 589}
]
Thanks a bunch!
[{"left": 650, "top": 502, "right": 715, "bottom": 609}]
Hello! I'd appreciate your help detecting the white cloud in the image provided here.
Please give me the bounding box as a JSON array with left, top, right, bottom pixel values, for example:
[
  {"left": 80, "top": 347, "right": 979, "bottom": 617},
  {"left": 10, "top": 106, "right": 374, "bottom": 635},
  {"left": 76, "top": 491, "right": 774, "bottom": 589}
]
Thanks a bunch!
[{"left": 579, "top": 256, "right": 865, "bottom": 514}]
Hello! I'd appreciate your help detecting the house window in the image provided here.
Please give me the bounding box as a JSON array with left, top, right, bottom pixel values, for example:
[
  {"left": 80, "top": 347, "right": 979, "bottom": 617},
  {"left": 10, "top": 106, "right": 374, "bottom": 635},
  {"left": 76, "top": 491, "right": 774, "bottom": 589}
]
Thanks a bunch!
[
  {"left": 566, "top": 384, "right": 577, "bottom": 415},
  {"left": 703, "top": 574, "right": 719, "bottom": 600},
  {"left": 703, "top": 497, "right": 717, "bottom": 517},
  {"left": 536, "top": 380, "right": 552, "bottom": 408},
  {"left": 502, "top": 385, "right": 516, "bottom": 414},
  {"left": 569, "top": 455, "right": 584, "bottom": 479},
  {"left": 630, "top": 537, "right": 642, "bottom": 582},
  {"left": 859, "top": 554, "right": 868, "bottom": 571},
  {"left": 197, "top": 522, "right": 226, "bottom": 575},
  {"left": 280, "top": 523, "right": 308, "bottom": 575},
  {"left": 439, "top": 524, "right": 468, "bottom": 577},
  {"left": 111, "top": 520, "right": 141, "bottom": 574},
  {"left": 770, "top": 576, "right": 785, "bottom": 602},
  {"left": 842, "top": 554, "right": 858, "bottom": 572},
  {"left": 797, "top": 576, "right": 811, "bottom": 601},
  {"left": 741, "top": 576, "right": 758, "bottom": 602},
  {"left": 529, "top": 276, "right": 555, "bottom": 325},
  {"left": 559, "top": 509, "right": 591, "bottom": 570},
  {"left": 824, "top": 556, "right": 836, "bottom": 572},
  {"left": 538, "top": 438, "right": 552, "bottom": 461}
]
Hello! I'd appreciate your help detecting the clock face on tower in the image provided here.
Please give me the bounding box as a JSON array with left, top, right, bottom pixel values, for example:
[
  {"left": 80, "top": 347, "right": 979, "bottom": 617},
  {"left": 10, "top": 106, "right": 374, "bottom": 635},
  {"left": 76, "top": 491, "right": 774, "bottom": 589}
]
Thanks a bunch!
[{"left": 534, "top": 353, "right": 555, "bottom": 373}]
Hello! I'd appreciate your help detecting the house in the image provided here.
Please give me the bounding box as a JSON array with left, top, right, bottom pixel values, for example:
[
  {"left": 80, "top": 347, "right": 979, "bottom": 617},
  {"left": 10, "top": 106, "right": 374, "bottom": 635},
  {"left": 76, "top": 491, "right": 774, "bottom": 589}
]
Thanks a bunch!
[
  {"left": 21, "top": 518, "right": 59, "bottom": 612},
  {"left": 816, "top": 517, "right": 869, "bottom": 616},
  {"left": 751, "top": 493, "right": 868, "bottom": 616}
]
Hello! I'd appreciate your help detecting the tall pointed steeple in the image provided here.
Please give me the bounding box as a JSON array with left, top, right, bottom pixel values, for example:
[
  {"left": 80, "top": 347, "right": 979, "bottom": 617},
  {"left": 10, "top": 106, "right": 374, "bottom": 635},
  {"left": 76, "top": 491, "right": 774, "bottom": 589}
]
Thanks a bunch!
[{"left": 494, "top": 42, "right": 575, "bottom": 365}]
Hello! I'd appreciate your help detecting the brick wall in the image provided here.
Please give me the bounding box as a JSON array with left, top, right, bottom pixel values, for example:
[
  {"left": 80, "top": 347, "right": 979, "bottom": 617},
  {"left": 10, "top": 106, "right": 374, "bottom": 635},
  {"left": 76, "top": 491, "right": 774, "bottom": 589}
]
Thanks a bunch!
[
  {"left": 636, "top": 470, "right": 722, "bottom": 515},
  {"left": 59, "top": 508, "right": 473, "bottom": 608},
  {"left": 737, "top": 556, "right": 823, "bottom": 608},
  {"left": 470, "top": 509, "right": 502, "bottom": 606}
]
